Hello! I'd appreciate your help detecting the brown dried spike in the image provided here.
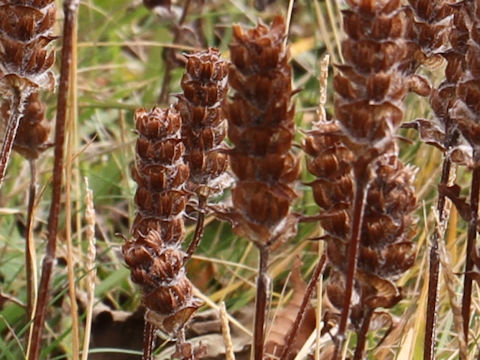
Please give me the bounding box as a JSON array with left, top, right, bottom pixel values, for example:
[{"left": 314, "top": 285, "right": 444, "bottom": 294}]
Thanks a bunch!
[
  {"left": 124, "top": 107, "right": 202, "bottom": 338},
  {"left": 177, "top": 48, "right": 229, "bottom": 194},
  {"left": 1, "top": 91, "right": 50, "bottom": 159},
  {"left": 0, "top": 1, "right": 56, "bottom": 91},
  {"left": 225, "top": 17, "right": 299, "bottom": 248}
]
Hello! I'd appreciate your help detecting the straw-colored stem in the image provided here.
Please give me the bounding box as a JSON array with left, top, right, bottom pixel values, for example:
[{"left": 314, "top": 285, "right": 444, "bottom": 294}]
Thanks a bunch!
[
  {"left": 65, "top": 11, "right": 80, "bottom": 359},
  {"left": 25, "top": 160, "right": 38, "bottom": 319}
]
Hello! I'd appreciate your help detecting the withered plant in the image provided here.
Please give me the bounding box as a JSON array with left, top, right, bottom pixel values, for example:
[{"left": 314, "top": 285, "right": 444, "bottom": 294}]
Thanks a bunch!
[
  {"left": 222, "top": 16, "right": 300, "bottom": 360},
  {"left": 0, "top": 0, "right": 56, "bottom": 324},
  {"left": 122, "top": 107, "right": 203, "bottom": 359},
  {"left": 305, "top": 0, "right": 417, "bottom": 357},
  {"left": 176, "top": 48, "right": 229, "bottom": 259},
  {"left": 0, "top": 0, "right": 56, "bottom": 189},
  {"left": 401, "top": 0, "right": 466, "bottom": 357},
  {"left": 442, "top": 0, "right": 480, "bottom": 348}
]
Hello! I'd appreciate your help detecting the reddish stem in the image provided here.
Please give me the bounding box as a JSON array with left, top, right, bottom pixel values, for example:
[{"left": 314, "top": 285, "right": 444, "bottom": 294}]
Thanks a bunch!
[
  {"left": 253, "top": 245, "right": 270, "bottom": 360},
  {"left": 333, "top": 173, "right": 369, "bottom": 359},
  {"left": 424, "top": 156, "right": 452, "bottom": 360},
  {"left": 353, "top": 308, "right": 374, "bottom": 360},
  {"left": 185, "top": 195, "right": 206, "bottom": 260},
  {"left": 462, "top": 164, "right": 480, "bottom": 345},
  {"left": 143, "top": 321, "right": 155, "bottom": 360},
  {"left": 279, "top": 254, "right": 327, "bottom": 360},
  {"left": 27, "top": 1, "right": 79, "bottom": 358}
]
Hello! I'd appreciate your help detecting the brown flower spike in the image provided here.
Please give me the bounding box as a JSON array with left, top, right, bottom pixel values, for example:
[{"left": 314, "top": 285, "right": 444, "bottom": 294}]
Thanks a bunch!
[
  {"left": 177, "top": 48, "right": 229, "bottom": 196},
  {"left": 0, "top": 0, "right": 56, "bottom": 186},
  {"left": 304, "top": 0, "right": 417, "bottom": 357},
  {"left": 223, "top": 16, "right": 299, "bottom": 360},
  {"left": 226, "top": 16, "right": 299, "bottom": 247},
  {"left": 123, "top": 107, "right": 202, "bottom": 337}
]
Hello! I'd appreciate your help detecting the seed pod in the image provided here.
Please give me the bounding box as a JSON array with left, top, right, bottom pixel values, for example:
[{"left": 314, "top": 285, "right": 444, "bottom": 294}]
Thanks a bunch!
[
  {"left": 225, "top": 16, "right": 299, "bottom": 247},
  {"left": 177, "top": 48, "right": 230, "bottom": 196},
  {"left": 123, "top": 107, "right": 202, "bottom": 336}
]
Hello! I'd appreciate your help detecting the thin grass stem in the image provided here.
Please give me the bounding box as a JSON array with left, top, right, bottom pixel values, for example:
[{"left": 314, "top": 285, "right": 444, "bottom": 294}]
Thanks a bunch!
[{"left": 26, "top": 159, "right": 38, "bottom": 318}]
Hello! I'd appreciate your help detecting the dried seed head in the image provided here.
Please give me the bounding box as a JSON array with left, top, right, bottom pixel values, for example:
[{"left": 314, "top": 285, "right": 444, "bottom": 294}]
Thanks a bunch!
[
  {"left": 335, "top": 0, "right": 409, "bottom": 154},
  {"left": 123, "top": 107, "right": 201, "bottom": 336},
  {"left": 177, "top": 48, "right": 230, "bottom": 195},
  {"left": 0, "top": 0, "right": 56, "bottom": 93},
  {"left": 1, "top": 91, "right": 50, "bottom": 159},
  {"left": 123, "top": 230, "right": 202, "bottom": 335},
  {"left": 304, "top": 0, "right": 417, "bottom": 335},
  {"left": 403, "top": 0, "right": 453, "bottom": 73},
  {"left": 450, "top": 2, "right": 480, "bottom": 154},
  {"left": 224, "top": 16, "right": 299, "bottom": 247},
  {"left": 130, "top": 107, "right": 189, "bottom": 241}
]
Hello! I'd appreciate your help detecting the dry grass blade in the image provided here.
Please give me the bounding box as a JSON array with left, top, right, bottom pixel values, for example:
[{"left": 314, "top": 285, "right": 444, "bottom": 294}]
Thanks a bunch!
[{"left": 81, "top": 178, "right": 96, "bottom": 360}]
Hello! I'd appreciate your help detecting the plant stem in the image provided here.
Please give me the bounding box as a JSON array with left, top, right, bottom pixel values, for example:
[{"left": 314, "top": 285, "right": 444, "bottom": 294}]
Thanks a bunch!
[
  {"left": 0, "top": 88, "right": 24, "bottom": 190},
  {"left": 157, "top": 0, "right": 192, "bottom": 104},
  {"left": 424, "top": 156, "right": 453, "bottom": 360},
  {"left": 253, "top": 245, "right": 270, "bottom": 360},
  {"left": 186, "top": 195, "right": 206, "bottom": 260},
  {"left": 27, "top": 1, "right": 79, "bottom": 359},
  {"left": 26, "top": 159, "right": 38, "bottom": 318},
  {"left": 143, "top": 321, "right": 155, "bottom": 360},
  {"left": 353, "top": 308, "right": 373, "bottom": 360},
  {"left": 462, "top": 162, "right": 480, "bottom": 345},
  {"left": 279, "top": 254, "right": 327, "bottom": 360},
  {"left": 333, "top": 173, "right": 369, "bottom": 359}
]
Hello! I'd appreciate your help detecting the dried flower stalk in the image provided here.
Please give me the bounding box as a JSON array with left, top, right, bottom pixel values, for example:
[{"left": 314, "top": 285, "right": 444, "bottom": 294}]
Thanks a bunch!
[
  {"left": 122, "top": 107, "right": 202, "bottom": 357},
  {"left": 176, "top": 48, "right": 229, "bottom": 258},
  {"left": 447, "top": 0, "right": 480, "bottom": 345},
  {"left": 401, "top": 1, "right": 460, "bottom": 357},
  {"left": 223, "top": 16, "right": 299, "bottom": 360},
  {"left": 303, "top": 0, "right": 417, "bottom": 357}
]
